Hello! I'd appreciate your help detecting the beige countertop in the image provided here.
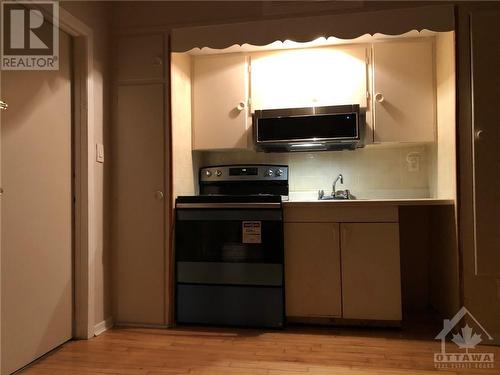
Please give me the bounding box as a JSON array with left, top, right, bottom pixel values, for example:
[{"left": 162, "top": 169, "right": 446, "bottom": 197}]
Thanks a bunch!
[{"left": 283, "top": 198, "right": 455, "bottom": 207}]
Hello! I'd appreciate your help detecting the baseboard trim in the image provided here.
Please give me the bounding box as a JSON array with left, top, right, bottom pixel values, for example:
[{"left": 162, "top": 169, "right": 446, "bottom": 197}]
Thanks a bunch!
[
  {"left": 94, "top": 317, "right": 114, "bottom": 336},
  {"left": 114, "top": 322, "right": 170, "bottom": 329}
]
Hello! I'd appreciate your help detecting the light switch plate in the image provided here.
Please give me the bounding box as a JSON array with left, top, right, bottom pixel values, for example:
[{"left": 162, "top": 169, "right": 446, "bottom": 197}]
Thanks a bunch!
[{"left": 96, "top": 143, "right": 104, "bottom": 163}]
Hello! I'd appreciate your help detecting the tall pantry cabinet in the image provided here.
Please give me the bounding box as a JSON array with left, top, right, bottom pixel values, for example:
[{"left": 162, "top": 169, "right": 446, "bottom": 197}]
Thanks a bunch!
[
  {"left": 113, "top": 33, "right": 170, "bottom": 326},
  {"left": 458, "top": 5, "right": 500, "bottom": 345}
]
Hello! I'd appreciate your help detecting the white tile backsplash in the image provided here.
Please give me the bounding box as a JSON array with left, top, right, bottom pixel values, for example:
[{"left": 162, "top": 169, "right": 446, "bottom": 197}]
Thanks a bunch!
[{"left": 198, "top": 144, "right": 431, "bottom": 199}]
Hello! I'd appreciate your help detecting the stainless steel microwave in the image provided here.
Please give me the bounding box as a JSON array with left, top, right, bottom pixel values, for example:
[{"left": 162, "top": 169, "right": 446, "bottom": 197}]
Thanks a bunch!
[{"left": 253, "top": 104, "right": 364, "bottom": 152}]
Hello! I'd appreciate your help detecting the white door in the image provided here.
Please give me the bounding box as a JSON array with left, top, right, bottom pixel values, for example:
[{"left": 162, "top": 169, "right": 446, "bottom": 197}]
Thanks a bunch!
[
  {"left": 373, "top": 40, "right": 435, "bottom": 143},
  {"left": 341, "top": 223, "right": 401, "bottom": 321},
  {"left": 1, "top": 30, "right": 73, "bottom": 374}
]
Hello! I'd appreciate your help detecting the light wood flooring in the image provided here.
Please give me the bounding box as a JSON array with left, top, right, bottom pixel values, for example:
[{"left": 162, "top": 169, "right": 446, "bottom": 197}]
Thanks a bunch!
[{"left": 21, "top": 325, "right": 500, "bottom": 375}]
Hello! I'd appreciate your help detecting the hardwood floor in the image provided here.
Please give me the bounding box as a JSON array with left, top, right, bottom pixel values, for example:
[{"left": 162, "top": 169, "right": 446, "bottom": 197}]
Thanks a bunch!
[{"left": 22, "top": 326, "right": 500, "bottom": 375}]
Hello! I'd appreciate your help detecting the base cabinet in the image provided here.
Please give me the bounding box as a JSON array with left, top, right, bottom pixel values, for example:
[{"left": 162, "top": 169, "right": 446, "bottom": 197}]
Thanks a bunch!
[
  {"left": 284, "top": 207, "right": 401, "bottom": 323},
  {"left": 341, "top": 223, "right": 402, "bottom": 321},
  {"left": 284, "top": 223, "right": 342, "bottom": 318}
]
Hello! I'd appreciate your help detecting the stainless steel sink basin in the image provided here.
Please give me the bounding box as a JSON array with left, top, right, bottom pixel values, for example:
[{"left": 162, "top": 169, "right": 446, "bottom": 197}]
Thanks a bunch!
[
  {"left": 318, "top": 189, "right": 355, "bottom": 200},
  {"left": 318, "top": 195, "right": 355, "bottom": 201}
]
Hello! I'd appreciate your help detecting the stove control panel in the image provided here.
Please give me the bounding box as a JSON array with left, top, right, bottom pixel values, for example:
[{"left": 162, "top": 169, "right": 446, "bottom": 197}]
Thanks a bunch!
[{"left": 200, "top": 165, "right": 288, "bottom": 182}]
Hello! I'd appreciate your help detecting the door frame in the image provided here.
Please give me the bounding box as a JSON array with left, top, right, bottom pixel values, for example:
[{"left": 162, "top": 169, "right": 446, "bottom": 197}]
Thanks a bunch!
[
  {"left": 24, "top": 5, "right": 97, "bottom": 340},
  {"left": 57, "top": 7, "right": 96, "bottom": 340}
]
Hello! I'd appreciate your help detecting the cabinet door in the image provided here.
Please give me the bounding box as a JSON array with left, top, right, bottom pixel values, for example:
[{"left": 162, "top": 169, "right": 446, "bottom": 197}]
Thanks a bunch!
[
  {"left": 284, "top": 223, "right": 342, "bottom": 318},
  {"left": 117, "top": 34, "right": 164, "bottom": 82},
  {"left": 373, "top": 40, "right": 435, "bottom": 143},
  {"left": 470, "top": 10, "right": 500, "bottom": 276},
  {"left": 341, "top": 223, "right": 402, "bottom": 320},
  {"left": 114, "top": 84, "right": 166, "bottom": 325},
  {"left": 251, "top": 46, "right": 367, "bottom": 111},
  {"left": 192, "top": 54, "right": 248, "bottom": 150}
]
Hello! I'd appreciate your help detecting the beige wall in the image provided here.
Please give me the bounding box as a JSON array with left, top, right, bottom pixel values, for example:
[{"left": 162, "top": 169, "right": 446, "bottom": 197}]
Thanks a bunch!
[
  {"left": 61, "top": 1, "right": 113, "bottom": 330},
  {"left": 112, "top": 1, "right": 431, "bottom": 32}
]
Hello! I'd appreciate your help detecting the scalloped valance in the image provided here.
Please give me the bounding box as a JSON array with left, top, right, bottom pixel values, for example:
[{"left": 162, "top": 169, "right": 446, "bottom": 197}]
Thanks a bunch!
[{"left": 171, "top": 5, "right": 454, "bottom": 52}]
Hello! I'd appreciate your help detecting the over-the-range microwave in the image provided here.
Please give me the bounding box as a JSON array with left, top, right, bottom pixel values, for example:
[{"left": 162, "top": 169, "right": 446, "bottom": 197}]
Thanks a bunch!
[{"left": 253, "top": 104, "right": 365, "bottom": 152}]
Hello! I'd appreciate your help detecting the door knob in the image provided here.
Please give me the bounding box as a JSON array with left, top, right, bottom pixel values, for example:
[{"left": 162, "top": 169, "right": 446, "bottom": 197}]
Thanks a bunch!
[
  {"left": 474, "top": 129, "right": 484, "bottom": 140},
  {"left": 0, "top": 100, "right": 8, "bottom": 110},
  {"left": 375, "top": 93, "right": 385, "bottom": 103},
  {"left": 236, "top": 101, "right": 246, "bottom": 111},
  {"left": 154, "top": 191, "right": 164, "bottom": 200}
]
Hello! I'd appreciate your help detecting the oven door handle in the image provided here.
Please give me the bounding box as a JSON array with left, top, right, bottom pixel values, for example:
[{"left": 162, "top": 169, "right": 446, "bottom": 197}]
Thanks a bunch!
[{"left": 176, "top": 202, "right": 281, "bottom": 209}]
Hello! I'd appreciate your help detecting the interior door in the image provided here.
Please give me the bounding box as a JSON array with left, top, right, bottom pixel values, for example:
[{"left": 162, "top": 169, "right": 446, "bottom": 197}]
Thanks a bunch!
[{"left": 1, "top": 30, "right": 73, "bottom": 374}]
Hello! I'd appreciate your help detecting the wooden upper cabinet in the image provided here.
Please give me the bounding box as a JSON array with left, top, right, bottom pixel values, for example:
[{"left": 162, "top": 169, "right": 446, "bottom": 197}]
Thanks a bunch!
[
  {"left": 372, "top": 39, "right": 435, "bottom": 143},
  {"left": 341, "top": 223, "right": 402, "bottom": 321},
  {"left": 250, "top": 46, "right": 368, "bottom": 111},
  {"left": 284, "top": 222, "right": 342, "bottom": 318},
  {"left": 117, "top": 34, "right": 165, "bottom": 82},
  {"left": 192, "top": 54, "right": 249, "bottom": 150}
]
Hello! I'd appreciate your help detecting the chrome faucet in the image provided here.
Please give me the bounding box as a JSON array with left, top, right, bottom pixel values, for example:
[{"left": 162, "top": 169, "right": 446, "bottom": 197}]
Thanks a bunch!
[
  {"left": 332, "top": 173, "right": 343, "bottom": 196},
  {"left": 318, "top": 173, "right": 352, "bottom": 200}
]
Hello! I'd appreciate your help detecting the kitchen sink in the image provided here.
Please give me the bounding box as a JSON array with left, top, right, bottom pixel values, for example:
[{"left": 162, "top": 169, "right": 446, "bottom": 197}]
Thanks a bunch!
[
  {"left": 318, "top": 195, "right": 355, "bottom": 201},
  {"left": 317, "top": 189, "right": 356, "bottom": 200}
]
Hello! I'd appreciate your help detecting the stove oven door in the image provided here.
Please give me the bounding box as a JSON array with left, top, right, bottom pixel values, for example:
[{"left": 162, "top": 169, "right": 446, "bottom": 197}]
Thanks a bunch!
[{"left": 175, "top": 203, "right": 284, "bottom": 327}]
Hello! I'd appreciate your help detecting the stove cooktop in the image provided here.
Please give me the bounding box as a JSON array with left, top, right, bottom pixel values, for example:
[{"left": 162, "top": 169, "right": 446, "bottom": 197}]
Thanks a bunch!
[{"left": 175, "top": 195, "right": 283, "bottom": 204}]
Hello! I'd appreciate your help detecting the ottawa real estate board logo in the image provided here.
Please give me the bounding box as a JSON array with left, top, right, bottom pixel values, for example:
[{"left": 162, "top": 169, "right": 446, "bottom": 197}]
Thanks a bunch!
[
  {"left": 434, "top": 306, "right": 495, "bottom": 369},
  {"left": 1, "top": 1, "right": 59, "bottom": 70}
]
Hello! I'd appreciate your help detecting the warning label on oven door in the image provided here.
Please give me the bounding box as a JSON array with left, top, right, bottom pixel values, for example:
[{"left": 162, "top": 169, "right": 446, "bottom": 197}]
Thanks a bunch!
[{"left": 242, "top": 221, "right": 262, "bottom": 244}]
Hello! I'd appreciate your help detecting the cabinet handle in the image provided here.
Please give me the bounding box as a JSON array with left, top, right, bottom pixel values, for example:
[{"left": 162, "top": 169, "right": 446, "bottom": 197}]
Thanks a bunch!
[
  {"left": 375, "top": 92, "right": 385, "bottom": 103},
  {"left": 154, "top": 191, "right": 164, "bottom": 200},
  {"left": 236, "top": 101, "right": 246, "bottom": 111}
]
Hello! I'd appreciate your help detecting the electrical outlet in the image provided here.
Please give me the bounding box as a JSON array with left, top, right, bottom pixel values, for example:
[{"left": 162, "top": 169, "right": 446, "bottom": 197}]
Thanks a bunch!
[{"left": 406, "top": 152, "right": 421, "bottom": 172}]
